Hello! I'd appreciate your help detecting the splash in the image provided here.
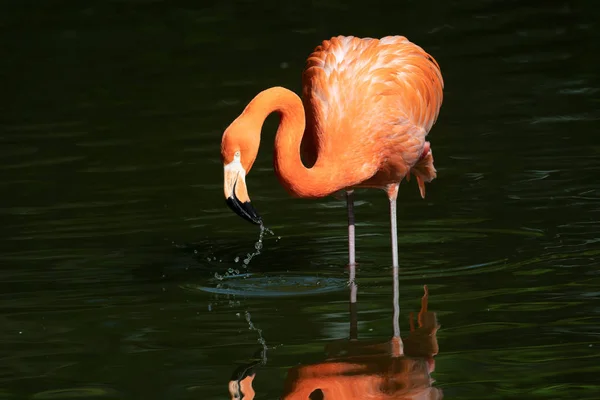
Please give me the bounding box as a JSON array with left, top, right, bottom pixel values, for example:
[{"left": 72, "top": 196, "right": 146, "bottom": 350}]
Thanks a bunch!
[
  {"left": 214, "top": 224, "right": 275, "bottom": 282},
  {"left": 214, "top": 267, "right": 241, "bottom": 281},
  {"left": 245, "top": 310, "right": 268, "bottom": 364},
  {"left": 239, "top": 223, "right": 274, "bottom": 268}
]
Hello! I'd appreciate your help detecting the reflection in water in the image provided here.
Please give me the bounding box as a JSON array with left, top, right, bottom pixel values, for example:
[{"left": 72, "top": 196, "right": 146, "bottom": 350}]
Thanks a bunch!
[
  {"left": 228, "top": 269, "right": 441, "bottom": 399},
  {"left": 281, "top": 283, "right": 441, "bottom": 400},
  {"left": 228, "top": 348, "right": 264, "bottom": 400}
]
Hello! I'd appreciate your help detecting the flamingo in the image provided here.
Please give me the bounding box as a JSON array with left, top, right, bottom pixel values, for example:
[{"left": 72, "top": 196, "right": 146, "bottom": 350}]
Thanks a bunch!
[{"left": 221, "top": 35, "right": 443, "bottom": 268}]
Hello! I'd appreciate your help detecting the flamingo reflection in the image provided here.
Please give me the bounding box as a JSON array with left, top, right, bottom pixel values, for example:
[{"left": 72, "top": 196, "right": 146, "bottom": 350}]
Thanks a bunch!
[
  {"left": 228, "top": 349, "right": 262, "bottom": 400},
  {"left": 228, "top": 266, "right": 441, "bottom": 399}
]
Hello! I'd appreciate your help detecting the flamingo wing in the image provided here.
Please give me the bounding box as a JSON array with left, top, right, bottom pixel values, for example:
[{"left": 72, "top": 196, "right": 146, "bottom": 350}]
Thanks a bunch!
[{"left": 301, "top": 36, "right": 444, "bottom": 191}]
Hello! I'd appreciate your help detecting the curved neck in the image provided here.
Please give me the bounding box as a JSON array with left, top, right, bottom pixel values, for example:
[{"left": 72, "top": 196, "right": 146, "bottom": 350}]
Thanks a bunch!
[{"left": 243, "top": 87, "right": 339, "bottom": 198}]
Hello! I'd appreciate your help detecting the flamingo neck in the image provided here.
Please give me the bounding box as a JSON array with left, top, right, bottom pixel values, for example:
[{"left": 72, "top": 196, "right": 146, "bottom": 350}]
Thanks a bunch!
[{"left": 243, "top": 86, "right": 339, "bottom": 198}]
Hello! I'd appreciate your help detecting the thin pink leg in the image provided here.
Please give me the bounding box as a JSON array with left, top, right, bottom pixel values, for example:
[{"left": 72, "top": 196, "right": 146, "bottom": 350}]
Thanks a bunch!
[
  {"left": 346, "top": 190, "right": 356, "bottom": 266},
  {"left": 346, "top": 190, "right": 357, "bottom": 306},
  {"left": 388, "top": 184, "right": 401, "bottom": 341},
  {"left": 390, "top": 197, "right": 399, "bottom": 269}
]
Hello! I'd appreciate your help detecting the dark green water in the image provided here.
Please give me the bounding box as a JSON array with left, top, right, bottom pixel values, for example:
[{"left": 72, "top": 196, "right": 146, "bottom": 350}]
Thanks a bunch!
[{"left": 1, "top": 1, "right": 599, "bottom": 399}]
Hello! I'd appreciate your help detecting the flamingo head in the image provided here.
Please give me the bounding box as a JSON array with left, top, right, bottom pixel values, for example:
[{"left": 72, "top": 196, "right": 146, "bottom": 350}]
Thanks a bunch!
[{"left": 221, "top": 118, "right": 262, "bottom": 225}]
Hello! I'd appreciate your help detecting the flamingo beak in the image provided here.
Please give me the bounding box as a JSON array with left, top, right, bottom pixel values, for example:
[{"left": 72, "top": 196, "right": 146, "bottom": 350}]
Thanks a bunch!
[{"left": 224, "top": 161, "right": 261, "bottom": 225}]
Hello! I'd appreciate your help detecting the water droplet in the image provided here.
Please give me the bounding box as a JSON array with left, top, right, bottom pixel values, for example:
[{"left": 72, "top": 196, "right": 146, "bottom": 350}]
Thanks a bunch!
[
  {"left": 234, "top": 256, "right": 239, "bottom": 263},
  {"left": 245, "top": 311, "right": 268, "bottom": 365}
]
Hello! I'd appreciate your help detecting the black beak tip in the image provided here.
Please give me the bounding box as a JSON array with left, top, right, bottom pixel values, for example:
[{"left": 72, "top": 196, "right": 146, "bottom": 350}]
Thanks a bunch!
[{"left": 226, "top": 196, "right": 262, "bottom": 225}]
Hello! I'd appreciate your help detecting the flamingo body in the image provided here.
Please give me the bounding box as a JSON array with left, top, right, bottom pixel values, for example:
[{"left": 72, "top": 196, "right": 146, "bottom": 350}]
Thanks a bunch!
[{"left": 300, "top": 36, "right": 443, "bottom": 197}]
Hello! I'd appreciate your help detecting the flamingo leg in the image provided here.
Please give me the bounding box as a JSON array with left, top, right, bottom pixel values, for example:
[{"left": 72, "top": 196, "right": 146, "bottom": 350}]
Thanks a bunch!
[
  {"left": 390, "top": 196, "right": 399, "bottom": 268},
  {"left": 349, "top": 261, "right": 358, "bottom": 340},
  {"left": 346, "top": 190, "right": 357, "bottom": 306},
  {"left": 346, "top": 190, "right": 356, "bottom": 266},
  {"left": 393, "top": 263, "right": 401, "bottom": 338},
  {"left": 390, "top": 191, "right": 401, "bottom": 339}
]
